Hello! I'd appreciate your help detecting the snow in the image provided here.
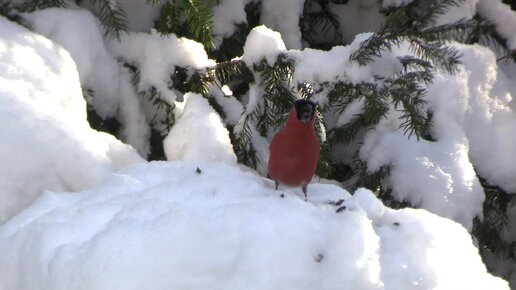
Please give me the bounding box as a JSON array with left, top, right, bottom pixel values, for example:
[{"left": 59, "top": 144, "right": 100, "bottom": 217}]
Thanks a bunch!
[
  {"left": 210, "top": 85, "right": 244, "bottom": 126},
  {"left": 24, "top": 8, "right": 151, "bottom": 156},
  {"left": 449, "top": 44, "right": 516, "bottom": 192},
  {"left": 2, "top": 2, "right": 516, "bottom": 288},
  {"left": 213, "top": 0, "right": 305, "bottom": 49},
  {"left": 241, "top": 25, "right": 287, "bottom": 67},
  {"left": 289, "top": 36, "right": 375, "bottom": 85},
  {"left": 108, "top": 29, "right": 216, "bottom": 103},
  {"left": 213, "top": 0, "right": 254, "bottom": 43},
  {"left": 359, "top": 120, "right": 483, "bottom": 230},
  {"left": 163, "top": 93, "right": 237, "bottom": 165},
  {"left": 260, "top": 0, "right": 305, "bottom": 49},
  {"left": 0, "top": 161, "right": 508, "bottom": 290},
  {"left": 0, "top": 16, "right": 144, "bottom": 224},
  {"left": 477, "top": 0, "right": 516, "bottom": 50},
  {"left": 336, "top": 98, "right": 365, "bottom": 127}
]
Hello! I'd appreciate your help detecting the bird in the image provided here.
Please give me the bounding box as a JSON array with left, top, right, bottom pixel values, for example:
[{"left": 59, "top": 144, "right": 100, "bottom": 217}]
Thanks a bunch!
[{"left": 268, "top": 99, "right": 320, "bottom": 199}]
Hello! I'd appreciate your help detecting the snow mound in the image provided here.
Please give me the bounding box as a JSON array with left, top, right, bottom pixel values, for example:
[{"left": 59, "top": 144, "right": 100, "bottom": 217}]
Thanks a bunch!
[
  {"left": 0, "top": 161, "right": 507, "bottom": 290},
  {"left": 0, "top": 16, "right": 143, "bottom": 224},
  {"left": 164, "top": 93, "right": 237, "bottom": 164}
]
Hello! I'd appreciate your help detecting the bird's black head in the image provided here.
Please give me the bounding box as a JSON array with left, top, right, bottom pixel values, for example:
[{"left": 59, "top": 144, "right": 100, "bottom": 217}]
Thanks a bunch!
[{"left": 294, "top": 99, "right": 317, "bottom": 123}]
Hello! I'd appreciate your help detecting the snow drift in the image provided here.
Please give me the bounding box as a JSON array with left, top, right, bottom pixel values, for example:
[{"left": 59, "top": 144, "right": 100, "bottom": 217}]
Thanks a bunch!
[{"left": 0, "top": 161, "right": 508, "bottom": 290}]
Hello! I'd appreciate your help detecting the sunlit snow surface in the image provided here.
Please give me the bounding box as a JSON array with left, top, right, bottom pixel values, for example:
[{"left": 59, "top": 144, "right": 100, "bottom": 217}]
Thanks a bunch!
[{"left": 0, "top": 161, "right": 508, "bottom": 290}]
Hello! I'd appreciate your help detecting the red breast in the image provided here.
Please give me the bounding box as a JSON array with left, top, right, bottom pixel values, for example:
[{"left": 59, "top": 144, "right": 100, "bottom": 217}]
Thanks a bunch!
[{"left": 268, "top": 108, "right": 320, "bottom": 187}]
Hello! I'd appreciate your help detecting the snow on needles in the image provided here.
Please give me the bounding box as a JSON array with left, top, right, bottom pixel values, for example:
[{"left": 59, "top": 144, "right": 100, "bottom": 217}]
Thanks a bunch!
[
  {"left": 0, "top": 16, "right": 144, "bottom": 224},
  {"left": 163, "top": 93, "right": 237, "bottom": 165},
  {"left": 0, "top": 161, "right": 508, "bottom": 290},
  {"left": 108, "top": 28, "right": 216, "bottom": 103},
  {"left": 357, "top": 42, "right": 516, "bottom": 230}
]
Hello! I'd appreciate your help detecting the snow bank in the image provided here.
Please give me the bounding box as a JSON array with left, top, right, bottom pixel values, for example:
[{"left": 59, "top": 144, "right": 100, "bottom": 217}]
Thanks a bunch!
[
  {"left": 0, "top": 16, "right": 143, "bottom": 224},
  {"left": 0, "top": 161, "right": 507, "bottom": 290},
  {"left": 164, "top": 93, "right": 237, "bottom": 165},
  {"left": 25, "top": 8, "right": 150, "bottom": 156}
]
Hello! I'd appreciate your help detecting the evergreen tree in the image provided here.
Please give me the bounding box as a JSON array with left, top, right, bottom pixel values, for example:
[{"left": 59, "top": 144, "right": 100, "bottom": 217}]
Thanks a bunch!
[{"left": 4, "top": 0, "right": 516, "bottom": 282}]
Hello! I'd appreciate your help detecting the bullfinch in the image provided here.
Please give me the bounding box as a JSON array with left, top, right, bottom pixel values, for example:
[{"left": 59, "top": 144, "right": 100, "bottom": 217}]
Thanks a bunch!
[{"left": 268, "top": 99, "right": 320, "bottom": 199}]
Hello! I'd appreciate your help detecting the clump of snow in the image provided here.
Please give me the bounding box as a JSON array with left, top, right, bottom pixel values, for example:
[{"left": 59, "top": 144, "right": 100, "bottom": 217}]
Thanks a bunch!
[
  {"left": 0, "top": 16, "right": 144, "bottom": 224},
  {"left": 260, "top": 0, "right": 305, "bottom": 49},
  {"left": 477, "top": 0, "right": 516, "bottom": 50},
  {"left": 108, "top": 29, "right": 215, "bottom": 103},
  {"left": 0, "top": 161, "right": 508, "bottom": 290},
  {"left": 241, "top": 25, "right": 287, "bottom": 67},
  {"left": 209, "top": 85, "right": 244, "bottom": 126},
  {"left": 444, "top": 43, "right": 516, "bottom": 193},
  {"left": 25, "top": 8, "right": 151, "bottom": 156},
  {"left": 163, "top": 93, "right": 237, "bottom": 165},
  {"left": 213, "top": 0, "right": 254, "bottom": 44},
  {"left": 289, "top": 45, "right": 372, "bottom": 84},
  {"left": 359, "top": 119, "right": 484, "bottom": 230}
]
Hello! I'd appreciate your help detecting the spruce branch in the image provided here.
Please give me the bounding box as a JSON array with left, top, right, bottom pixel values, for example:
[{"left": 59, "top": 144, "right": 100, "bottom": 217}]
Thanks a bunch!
[
  {"left": 300, "top": 0, "right": 342, "bottom": 49},
  {"left": 157, "top": 0, "right": 220, "bottom": 51},
  {"left": 234, "top": 114, "right": 258, "bottom": 169},
  {"left": 407, "top": 37, "right": 461, "bottom": 73},
  {"left": 252, "top": 54, "right": 297, "bottom": 131},
  {"left": 417, "top": 18, "right": 479, "bottom": 43},
  {"left": 329, "top": 115, "right": 365, "bottom": 145},
  {"left": 90, "top": 0, "right": 129, "bottom": 40},
  {"left": 0, "top": 2, "right": 24, "bottom": 23},
  {"left": 473, "top": 176, "right": 516, "bottom": 259},
  {"left": 410, "top": 0, "right": 463, "bottom": 28}
]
